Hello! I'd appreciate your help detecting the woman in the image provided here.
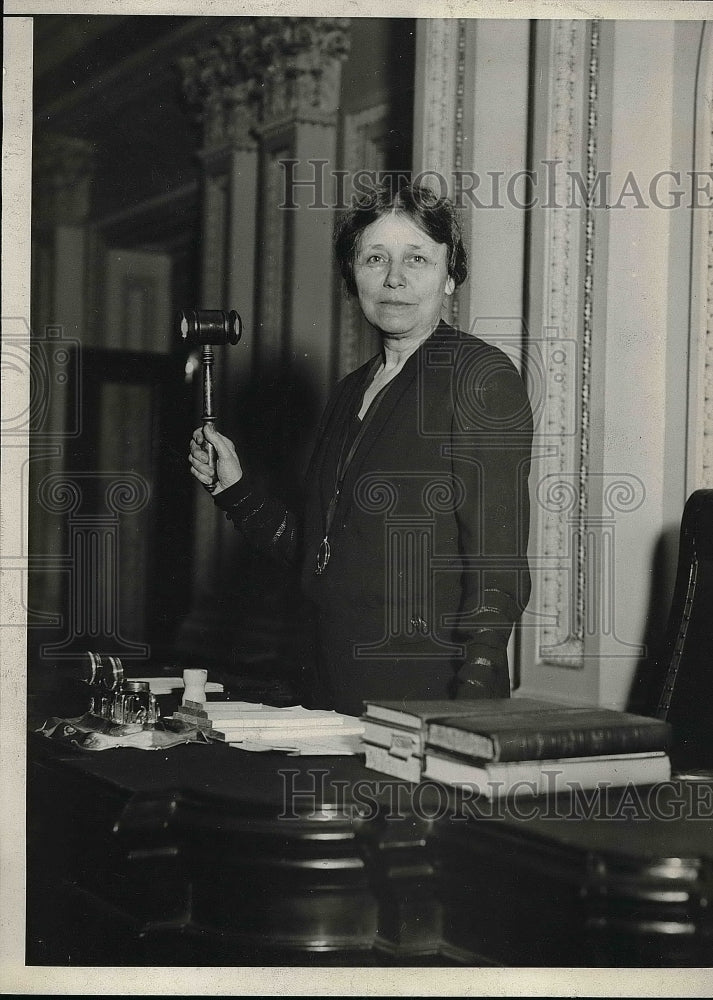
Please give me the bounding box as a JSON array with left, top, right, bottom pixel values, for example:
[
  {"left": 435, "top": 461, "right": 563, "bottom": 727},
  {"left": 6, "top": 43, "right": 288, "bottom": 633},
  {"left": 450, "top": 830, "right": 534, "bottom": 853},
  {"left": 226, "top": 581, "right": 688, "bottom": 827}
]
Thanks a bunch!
[{"left": 189, "top": 183, "right": 532, "bottom": 716}]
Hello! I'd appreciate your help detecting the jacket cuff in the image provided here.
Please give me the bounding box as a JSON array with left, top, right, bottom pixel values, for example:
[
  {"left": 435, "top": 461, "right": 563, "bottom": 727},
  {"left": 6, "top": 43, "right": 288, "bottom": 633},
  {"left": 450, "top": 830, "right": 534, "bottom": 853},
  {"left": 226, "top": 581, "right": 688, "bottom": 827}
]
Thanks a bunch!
[
  {"left": 213, "top": 474, "right": 255, "bottom": 511},
  {"left": 455, "top": 645, "right": 510, "bottom": 699}
]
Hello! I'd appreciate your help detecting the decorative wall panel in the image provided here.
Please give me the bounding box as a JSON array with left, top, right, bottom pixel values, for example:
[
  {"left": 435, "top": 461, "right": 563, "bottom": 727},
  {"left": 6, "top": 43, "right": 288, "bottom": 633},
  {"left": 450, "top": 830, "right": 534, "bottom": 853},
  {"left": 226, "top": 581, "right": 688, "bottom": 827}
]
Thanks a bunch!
[{"left": 529, "top": 20, "right": 599, "bottom": 669}]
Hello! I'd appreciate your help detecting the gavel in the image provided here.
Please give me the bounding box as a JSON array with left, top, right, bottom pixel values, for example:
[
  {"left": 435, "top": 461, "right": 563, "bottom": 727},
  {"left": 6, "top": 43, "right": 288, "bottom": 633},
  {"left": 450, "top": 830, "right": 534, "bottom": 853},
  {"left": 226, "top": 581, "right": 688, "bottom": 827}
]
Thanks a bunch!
[{"left": 177, "top": 309, "right": 242, "bottom": 476}]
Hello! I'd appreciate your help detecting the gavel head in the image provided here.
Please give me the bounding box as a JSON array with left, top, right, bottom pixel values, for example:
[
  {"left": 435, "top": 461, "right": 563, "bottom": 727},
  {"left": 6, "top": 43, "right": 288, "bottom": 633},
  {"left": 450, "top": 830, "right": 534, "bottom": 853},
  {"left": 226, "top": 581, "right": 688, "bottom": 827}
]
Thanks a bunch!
[{"left": 176, "top": 309, "right": 242, "bottom": 347}]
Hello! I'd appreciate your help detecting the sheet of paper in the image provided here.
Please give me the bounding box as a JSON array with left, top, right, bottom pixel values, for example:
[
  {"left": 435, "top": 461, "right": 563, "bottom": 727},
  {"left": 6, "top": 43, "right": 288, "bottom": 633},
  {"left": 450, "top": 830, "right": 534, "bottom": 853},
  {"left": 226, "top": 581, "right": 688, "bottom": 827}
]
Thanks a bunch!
[
  {"left": 226, "top": 729, "right": 365, "bottom": 755},
  {"left": 133, "top": 676, "right": 224, "bottom": 695}
]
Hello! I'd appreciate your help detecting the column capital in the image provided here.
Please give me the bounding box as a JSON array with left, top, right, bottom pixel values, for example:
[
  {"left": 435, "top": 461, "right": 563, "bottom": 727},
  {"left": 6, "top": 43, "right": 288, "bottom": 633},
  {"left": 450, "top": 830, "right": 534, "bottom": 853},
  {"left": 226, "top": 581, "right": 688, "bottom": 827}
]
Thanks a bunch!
[
  {"left": 32, "top": 133, "right": 95, "bottom": 225},
  {"left": 178, "top": 17, "right": 351, "bottom": 150},
  {"left": 256, "top": 16, "right": 350, "bottom": 130},
  {"left": 177, "top": 24, "right": 262, "bottom": 153}
]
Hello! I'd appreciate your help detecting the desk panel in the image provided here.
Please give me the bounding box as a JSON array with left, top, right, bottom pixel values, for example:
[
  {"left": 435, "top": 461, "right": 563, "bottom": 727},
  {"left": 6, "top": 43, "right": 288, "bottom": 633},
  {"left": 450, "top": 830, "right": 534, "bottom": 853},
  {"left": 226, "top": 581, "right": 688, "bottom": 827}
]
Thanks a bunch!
[{"left": 27, "top": 735, "right": 713, "bottom": 966}]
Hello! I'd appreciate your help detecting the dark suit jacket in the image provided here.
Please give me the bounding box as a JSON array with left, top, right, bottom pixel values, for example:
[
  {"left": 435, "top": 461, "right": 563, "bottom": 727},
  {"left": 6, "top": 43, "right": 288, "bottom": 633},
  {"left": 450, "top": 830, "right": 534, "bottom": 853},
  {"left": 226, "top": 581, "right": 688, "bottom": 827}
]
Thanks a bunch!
[{"left": 218, "top": 322, "right": 532, "bottom": 716}]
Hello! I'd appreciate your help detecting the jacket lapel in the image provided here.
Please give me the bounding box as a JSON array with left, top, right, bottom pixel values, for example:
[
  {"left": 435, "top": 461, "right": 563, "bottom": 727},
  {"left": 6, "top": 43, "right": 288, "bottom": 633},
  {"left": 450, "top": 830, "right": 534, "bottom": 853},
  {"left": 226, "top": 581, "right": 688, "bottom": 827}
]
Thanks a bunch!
[{"left": 338, "top": 322, "right": 455, "bottom": 506}]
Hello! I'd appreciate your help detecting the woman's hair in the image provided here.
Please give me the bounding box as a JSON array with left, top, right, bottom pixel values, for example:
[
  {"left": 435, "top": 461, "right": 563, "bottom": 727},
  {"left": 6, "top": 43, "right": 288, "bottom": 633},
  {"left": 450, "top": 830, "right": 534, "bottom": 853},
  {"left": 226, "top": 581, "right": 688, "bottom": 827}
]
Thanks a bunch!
[{"left": 334, "top": 181, "right": 468, "bottom": 296}]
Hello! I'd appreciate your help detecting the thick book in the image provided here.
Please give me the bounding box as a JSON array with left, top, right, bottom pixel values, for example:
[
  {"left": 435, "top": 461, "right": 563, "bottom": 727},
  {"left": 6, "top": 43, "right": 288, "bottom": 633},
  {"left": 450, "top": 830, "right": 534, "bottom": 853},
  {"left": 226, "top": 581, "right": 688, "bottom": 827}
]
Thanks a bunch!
[
  {"left": 363, "top": 696, "right": 557, "bottom": 730},
  {"left": 361, "top": 697, "right": 572, "bottom": 759},
  {"left": 426, "top": 706, "right": 671, "bottom": 762},
  {"left": 422, "top": 749, "right": 672, "bottom": 797}
]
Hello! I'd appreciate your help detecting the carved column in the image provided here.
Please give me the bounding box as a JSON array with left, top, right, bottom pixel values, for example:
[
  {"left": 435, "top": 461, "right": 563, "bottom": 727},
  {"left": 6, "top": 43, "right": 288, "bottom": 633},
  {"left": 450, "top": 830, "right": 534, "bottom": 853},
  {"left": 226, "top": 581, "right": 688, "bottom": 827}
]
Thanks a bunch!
[
  {"left": 253, "top": 17, "right": 350, "bottom": 404},
  {"left": 250, "top": 18, "right": 350, "bottom": 696},
  {"left": 174, "top": 19, "right": 350, "bottom": 684},
  {"left": 30, "top": 135, "right": 95, "bottom": 646},
  {"left": 176, "top": 25, "right": 262, "bottom": 665}
]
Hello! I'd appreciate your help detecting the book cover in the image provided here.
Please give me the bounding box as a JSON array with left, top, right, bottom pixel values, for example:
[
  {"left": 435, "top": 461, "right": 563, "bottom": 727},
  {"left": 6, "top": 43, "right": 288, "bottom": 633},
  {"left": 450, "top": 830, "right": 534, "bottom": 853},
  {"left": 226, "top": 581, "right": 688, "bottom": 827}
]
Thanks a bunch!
[
  {"left": 426, "top": 707, "right": 671, "bottom": 762},
  {"left": 422, "top": 749, "right": 672, "bottom": 797},
  {"left": 363, "top": 696, "right": 558, "bottom": 729}
]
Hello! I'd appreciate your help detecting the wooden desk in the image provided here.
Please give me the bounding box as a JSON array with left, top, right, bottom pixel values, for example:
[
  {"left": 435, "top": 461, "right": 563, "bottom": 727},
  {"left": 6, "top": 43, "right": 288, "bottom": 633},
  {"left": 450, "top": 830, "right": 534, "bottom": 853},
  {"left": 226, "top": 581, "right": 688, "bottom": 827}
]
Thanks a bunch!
[{"left": 27, "top": 733, "right": 713, "bottom": 967}]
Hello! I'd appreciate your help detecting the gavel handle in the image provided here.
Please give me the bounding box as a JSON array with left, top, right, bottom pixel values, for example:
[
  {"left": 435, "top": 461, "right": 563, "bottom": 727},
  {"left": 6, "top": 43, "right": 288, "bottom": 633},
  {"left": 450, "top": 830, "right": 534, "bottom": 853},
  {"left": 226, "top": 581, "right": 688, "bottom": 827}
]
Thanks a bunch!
[
  {"left": 202, "top": 346, "right": 217, "bottom": 479},
  {"left": 203, "top": 419, "right": 216, "bottom": 467}
]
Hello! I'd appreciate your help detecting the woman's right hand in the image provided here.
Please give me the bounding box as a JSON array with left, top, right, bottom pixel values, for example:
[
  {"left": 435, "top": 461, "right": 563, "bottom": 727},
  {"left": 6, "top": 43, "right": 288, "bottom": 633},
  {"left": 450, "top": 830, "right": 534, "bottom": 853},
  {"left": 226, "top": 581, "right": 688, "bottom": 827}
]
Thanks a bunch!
[{"left": 188, "top": 424, "right": 243, "bottom": 495}]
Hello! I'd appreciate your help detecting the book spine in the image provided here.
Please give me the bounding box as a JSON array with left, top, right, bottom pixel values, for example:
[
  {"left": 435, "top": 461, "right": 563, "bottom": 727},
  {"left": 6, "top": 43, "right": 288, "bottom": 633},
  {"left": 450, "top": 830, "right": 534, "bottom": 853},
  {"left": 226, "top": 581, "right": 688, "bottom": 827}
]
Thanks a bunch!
[
  {"left": 427, "top": 726, "right": 494, "bottom": 759},
  {"left": 363, "top": 743, "right": 422, "bottom": 782},
  {"left": 430, "top": 722, "right": 669, "bottom": 762},
  {"left": 490, "top": 724, "right": 669, "bottom": 762},
  {"left": 361, "top": 719, "right": 423, "bottom": 756}
]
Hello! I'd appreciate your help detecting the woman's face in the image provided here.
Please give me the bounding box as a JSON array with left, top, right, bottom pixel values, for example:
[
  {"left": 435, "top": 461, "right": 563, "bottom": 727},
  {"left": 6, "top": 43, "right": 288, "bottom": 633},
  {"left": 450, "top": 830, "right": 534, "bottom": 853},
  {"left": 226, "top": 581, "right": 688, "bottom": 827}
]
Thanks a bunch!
[{"left": 353, "top": 213, "right": 455, "bottom": 343}]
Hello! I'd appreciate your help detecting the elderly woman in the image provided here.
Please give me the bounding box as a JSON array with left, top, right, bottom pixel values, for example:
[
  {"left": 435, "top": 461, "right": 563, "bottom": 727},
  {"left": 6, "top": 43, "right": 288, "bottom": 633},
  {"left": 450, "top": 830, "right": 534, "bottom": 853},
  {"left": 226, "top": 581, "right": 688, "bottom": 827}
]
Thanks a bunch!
[{"left": 189, "top": 182, "right": 532, "bottom": 716}]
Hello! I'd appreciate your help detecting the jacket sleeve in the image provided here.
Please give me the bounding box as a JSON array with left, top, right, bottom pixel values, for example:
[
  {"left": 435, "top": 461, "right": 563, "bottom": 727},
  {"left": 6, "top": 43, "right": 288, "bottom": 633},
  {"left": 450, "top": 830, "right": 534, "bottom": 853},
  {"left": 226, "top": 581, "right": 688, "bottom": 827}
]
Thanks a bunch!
[
  {"left": 211, "top": 376, "right": 346, "bottom": 569},
  {"left": 214, "top": 474, "right": 300, "bottom": 568},
  {"left": 449, "top": 349, "right": 533, "bottom": 697}
]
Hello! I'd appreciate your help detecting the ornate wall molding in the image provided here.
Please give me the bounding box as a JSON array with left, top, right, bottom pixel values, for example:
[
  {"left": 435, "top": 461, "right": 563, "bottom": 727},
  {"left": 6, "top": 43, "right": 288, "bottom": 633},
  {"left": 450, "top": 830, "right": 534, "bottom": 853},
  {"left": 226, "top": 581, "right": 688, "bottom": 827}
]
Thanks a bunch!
[
  {"left": 534, "top": 20, "right": 599, "bottom": 668},
  {"left": 690, "top": 21, "right": 713, "bottom": 489},
  {"left": 338, "top": 102, "right": 389, "bottom": 377},
  {"left": 414, "top": 20, "right": 459, "bottom": 185},
  {"left": 413, "top": 20, "right": 463, "bottom": 325}
]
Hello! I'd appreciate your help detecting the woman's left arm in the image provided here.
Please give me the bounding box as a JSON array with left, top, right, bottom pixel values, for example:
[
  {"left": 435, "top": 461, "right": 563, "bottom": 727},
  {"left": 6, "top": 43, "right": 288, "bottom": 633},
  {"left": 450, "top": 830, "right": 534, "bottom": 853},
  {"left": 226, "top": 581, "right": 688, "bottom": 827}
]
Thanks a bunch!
[{"left": 450, "top": 349, "right": 533, "bottom": 698}]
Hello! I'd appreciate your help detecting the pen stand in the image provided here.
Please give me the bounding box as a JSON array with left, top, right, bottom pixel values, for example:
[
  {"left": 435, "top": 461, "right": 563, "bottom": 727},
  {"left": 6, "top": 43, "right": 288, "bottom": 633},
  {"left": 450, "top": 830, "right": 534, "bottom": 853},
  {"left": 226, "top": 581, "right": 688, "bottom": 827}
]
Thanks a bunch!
[{"left": 57, "top": 651, "right": 159, "bottom": 726}]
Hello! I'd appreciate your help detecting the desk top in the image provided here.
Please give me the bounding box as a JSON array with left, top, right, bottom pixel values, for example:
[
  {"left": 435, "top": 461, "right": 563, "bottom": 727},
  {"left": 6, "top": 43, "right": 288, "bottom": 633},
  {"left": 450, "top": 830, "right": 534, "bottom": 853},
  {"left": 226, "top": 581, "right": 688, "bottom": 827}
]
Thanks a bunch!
[{"left": 30, "top": 733, "right": 713, "bottom": 858}]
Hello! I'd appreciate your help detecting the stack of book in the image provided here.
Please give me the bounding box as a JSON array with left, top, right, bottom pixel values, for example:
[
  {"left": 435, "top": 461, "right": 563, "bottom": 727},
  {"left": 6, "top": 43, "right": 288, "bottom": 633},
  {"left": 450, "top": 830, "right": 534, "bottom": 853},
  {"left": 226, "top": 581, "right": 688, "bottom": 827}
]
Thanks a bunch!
[
  {"left": 361, "top": 698, "right": 672, "bottom": 796},
  {"left": 171, "top": 700, "right": 364, "bottom": 753}
]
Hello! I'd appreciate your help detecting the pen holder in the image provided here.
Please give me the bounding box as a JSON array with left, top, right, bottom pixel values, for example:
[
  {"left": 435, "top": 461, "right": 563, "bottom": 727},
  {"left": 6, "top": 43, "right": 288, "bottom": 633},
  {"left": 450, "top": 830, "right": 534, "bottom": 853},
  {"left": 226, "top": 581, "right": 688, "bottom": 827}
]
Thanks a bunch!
[
  {"left": 183, "top": 668, "right": 208, "bottom": 705},
  {"left": 110, "top": 681, "right": 159, "bottom": 725}
]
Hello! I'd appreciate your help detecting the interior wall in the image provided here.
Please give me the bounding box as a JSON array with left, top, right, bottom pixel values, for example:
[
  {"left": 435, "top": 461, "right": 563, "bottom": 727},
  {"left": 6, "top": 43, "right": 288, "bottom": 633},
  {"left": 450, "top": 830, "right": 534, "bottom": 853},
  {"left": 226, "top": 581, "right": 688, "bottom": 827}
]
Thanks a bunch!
[
  {"left": 413, "top": 17, "right": 709, "bottom": 710},
  {"left": 519, "top": 19, "right": 706, "bottom": 709}
]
